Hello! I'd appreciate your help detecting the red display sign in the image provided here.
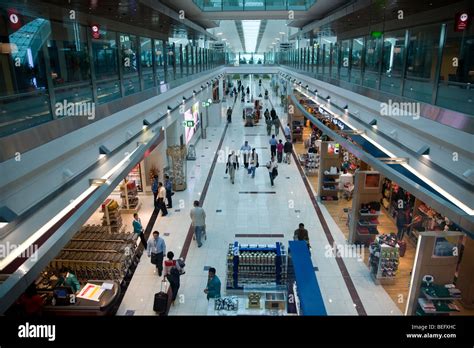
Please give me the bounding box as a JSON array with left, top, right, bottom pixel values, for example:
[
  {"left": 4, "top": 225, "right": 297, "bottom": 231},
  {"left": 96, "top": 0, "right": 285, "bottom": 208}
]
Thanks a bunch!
[
  {"left": 91, "top": 24, "right": 100, "bottom": 39},
  {"left": 7, "top": 8, "right": 22, "bottom": 30},
  {"left": 455, "top": 12, "right": 470, "bottom": 32}
]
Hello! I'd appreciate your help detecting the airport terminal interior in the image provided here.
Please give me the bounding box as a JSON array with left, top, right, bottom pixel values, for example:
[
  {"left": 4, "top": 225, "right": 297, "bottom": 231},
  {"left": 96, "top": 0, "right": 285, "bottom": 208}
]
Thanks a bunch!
[{"left": 0, "top": 0, "right": 473, "bottom": 318}]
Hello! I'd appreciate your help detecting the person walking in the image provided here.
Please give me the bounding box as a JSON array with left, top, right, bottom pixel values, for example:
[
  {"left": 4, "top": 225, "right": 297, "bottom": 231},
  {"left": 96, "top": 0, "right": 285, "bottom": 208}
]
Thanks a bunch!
[
  {"left": 264, "top": 108, "right": 270, "bottom": 120},
  {"left": 266, "top": 156, "right": 278, "bottom": 186},
  {"left": 284, "top": 123, "right": 291, "bottom": 141},
  {"left": 273, "top": 114, "right": 280, "bottom": 136},
  {"left": 396, "top": 209, "right": 408, "bottom": 240},
  {"left": 276, "top": 139, "right": 284, "bottom": 163},
  {"left": 270, "top": 108, "right": 277, "bottom": 120},
  {"left": 226, "top": 107, "right": 232, "bottom": 123},
  {"left": 147, "top": 231, "right": 166, "bottom": 276},
  {"left": 132, "top": 213, "right": 147, "bottom": 248},
  {"left": 190, "top": 200, "right": 206, "bottom": 248},
  {"left": 204, "top": 267, "right": 221, "bottom": 300},
  {"left": 246, "top": 86, "right": 250, "bottom": 95},
  {"left": 248, "top": 148, "right": 259, "bottom": 178},
  {"left": 151, "top": 175, "right": 159, "bottom": 208},
  {"left": 164, "top": 251, "right": 181, "bottom": 305},
  {"left": 294, "top": 223, "right": 310, "bottom": 249},
  {"left": 265, "top": 115, "right": 272, "bottom": 136},
  {"left": 269, "top": 135, "right": 278, "bottom": 157},
  {"left": 284, "top": 139, "right": 293, "bottom": 164},
  {"left": 156, "top": 182, "right": 168, "bottom": 216},
  {"left": 240, "top": 141, "right": 251, "bottom": 169},
  {"left": 226, "top": 151, "right": 238, "bottom": 184},
  {"left": 164, "top": 175, "right": 173, "bottom": 209}
]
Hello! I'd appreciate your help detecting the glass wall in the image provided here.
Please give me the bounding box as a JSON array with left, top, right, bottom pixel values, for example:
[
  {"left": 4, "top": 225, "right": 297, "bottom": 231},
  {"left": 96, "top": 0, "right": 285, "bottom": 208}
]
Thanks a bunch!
[
  {"left": 0, "top": 13, "right": 51, "bottom": 136},
  {"left": 380, "top": 30, "right": 405, "bottom": 95},
  {"left": 363, "top": 35, "right": 382, "bottom": 89},
  {"left": 154, "top": 39, "right": 165, "bottom": 85},
  {"left": 350, "top": 37, "right": 363, "bottom": 84},
  {"left": 120, "top": 34, "right": 140, "bottom": 96},
  {"left": 331, "top": 43, "right": 339, "bottom": 79},
  {"left": 340, "top": 40, "right": 350, "bottom": 81},
  {"left": 403, "top": 25, "right": 440, "bottom": 103},
  {"left": 436, "top": 24, "right": 474, "bottom": 113},
  {"left": 277, "top": 20, "right": 474, "bottom": 116},
  {"left": 0, "top": 3, "right": 226, "bottom": 137},
  {"left": 140, "top": 37, "right": 154, "bottom": 90}
]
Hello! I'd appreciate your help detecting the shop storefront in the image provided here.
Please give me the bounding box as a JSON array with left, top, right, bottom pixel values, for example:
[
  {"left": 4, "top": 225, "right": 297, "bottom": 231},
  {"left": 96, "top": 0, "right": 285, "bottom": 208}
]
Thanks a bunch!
[{"left": 290, "top": 87, "right": 473, "bottom": 316}]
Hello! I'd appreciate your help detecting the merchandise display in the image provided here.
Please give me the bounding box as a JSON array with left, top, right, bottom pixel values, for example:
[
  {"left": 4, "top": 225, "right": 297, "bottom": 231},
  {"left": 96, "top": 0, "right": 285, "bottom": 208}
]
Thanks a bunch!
[
  {"left": 214, "top": 297, "right": 239, "bottom": 311},
  {"left": 321, "top": 167, "right": 340, "bottom": 201},
  {"left": 120, "top": 180, "right": 141, "bottom": 212},
  {"left": 369, "top": 234, "right": 400, "bottom": 284},
  {"left": 166, "top": 145, "right": 187, "bottom": 191},
  {"left": 248, "top": 292, "right": 261, "bottom": 308},
  {"left": 417, "top": 282, "right": 461, "bottom": 315},
  {"left": 102, "top": 199, "right": 123, "bottom": 233},
  {"left": 226, "top": 242, "right": 287, "bottom": 289}
]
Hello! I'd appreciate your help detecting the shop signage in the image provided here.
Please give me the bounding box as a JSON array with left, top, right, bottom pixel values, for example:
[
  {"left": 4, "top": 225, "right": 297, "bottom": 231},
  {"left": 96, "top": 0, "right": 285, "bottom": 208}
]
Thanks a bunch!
[
  {"left": 91, "top": 24, "right": 100, "bottom": 39},
  {"left": 455, "top": 12, "right": 470, "bottom": 32},
  {"left": 183, "top": 120, "right": 195, "bottom": 128}
]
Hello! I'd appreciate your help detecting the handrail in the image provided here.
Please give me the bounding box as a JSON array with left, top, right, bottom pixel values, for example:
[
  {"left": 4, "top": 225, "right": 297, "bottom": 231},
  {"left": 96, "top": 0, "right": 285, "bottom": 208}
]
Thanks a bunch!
[{"left": 0, "top": 90, "right": 47, "bottom": 101}]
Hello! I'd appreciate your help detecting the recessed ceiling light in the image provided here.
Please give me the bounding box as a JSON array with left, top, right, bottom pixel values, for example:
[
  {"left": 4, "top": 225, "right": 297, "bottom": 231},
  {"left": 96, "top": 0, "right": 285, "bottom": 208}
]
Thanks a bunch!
[
  {"left": 279, "top": 32, "right": 285, "bottom": 35},
  {"left": 217, "top": 32, "right": 223, "bottom": 35}
]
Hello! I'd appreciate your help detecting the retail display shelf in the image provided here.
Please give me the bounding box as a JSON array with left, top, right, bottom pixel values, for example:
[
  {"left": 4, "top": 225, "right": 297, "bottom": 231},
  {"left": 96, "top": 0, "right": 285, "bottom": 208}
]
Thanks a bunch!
[{"left": 421, "top": 289, "right": 459, "bottom": 301}]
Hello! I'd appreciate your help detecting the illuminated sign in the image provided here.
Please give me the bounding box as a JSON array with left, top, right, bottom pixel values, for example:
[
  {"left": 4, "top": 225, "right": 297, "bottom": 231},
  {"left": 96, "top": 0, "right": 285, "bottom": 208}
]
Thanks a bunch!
[
  {"left": 455, "top": 12, "right": 470, "bottom": 32},
  {"left": 91, "top": 24, "right": 100, "bottom": 39}
]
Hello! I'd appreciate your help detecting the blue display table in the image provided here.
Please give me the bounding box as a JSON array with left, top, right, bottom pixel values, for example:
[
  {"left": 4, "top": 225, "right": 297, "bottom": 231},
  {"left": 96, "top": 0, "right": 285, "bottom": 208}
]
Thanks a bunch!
[{"left": 289, "top": 241, "right": 327, "bottom": 315}]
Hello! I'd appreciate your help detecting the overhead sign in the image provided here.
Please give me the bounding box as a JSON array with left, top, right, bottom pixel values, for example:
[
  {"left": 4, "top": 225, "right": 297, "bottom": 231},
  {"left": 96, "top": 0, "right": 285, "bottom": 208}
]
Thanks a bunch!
[
  {"left": 7, "top": 8, "right": 22, "bottom": 30},
  {"left": 183, "top": 120, "right": 195, "bottom": 128},
  {"left": 91, "top": 24, "right": 100, "bottom": 39},
  {"left": 455, "top": 12, "right": 470, "bottom": 32}
]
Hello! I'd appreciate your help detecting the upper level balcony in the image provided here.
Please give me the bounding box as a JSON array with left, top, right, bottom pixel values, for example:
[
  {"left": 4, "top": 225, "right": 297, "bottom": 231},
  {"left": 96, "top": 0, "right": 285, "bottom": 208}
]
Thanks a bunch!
[{"left": 192, "top": 0, "right": 317, "bottom": 11}]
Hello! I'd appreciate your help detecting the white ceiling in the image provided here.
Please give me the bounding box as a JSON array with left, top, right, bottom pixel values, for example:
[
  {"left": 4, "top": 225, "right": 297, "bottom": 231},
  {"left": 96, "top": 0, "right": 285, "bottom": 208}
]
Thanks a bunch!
[{"left": 208, "top": 20, "right": 298, "bottom": 53}]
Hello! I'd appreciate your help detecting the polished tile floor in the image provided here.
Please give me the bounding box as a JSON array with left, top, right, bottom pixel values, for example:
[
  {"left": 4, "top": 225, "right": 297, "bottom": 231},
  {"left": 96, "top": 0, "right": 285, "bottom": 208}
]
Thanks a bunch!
[{"left": 117, "top": 78, "right": 402, "bottom": 316}]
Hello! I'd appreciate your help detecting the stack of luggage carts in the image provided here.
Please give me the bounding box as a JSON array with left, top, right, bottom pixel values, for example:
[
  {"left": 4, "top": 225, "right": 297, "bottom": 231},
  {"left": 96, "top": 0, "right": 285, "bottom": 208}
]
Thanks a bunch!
[{"left": 47, "top": 224, "right": 137, "bottom": 284}]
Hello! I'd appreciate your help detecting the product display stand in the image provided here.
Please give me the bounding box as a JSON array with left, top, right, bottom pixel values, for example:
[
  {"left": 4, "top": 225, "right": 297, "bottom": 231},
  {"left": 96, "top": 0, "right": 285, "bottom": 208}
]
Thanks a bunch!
[
  {"left": 457, "top": 236, "right": 474, "bottom": 308},
  {"left": 369, "top": 234, "right": 400, "bottom": 285},
  {"left": 288, "top": 95, "right": 304, "bottom": 142},
  {"left": 348, "top": 171, "right": 381, "bottom": 245},
  {"left": 101, "top": 199, "right": 122, "bottom": 233},
  {"left": 166, "top": 145, "right": 187, "bottom": 191},
  {"left": 405, "top": 231, "right": 463, "bottom": 315},
  {"left": 226, "top": 242, "right": 287, "bottom": 290},
  {"left": 317, "top": 141, "right": 341, "bottom": 201},
  {"left": 288, "top": 241, "right": 326, "bottom": 315},
  {"left": 119, "top": 180, "right": 141, "bottom": 214}
]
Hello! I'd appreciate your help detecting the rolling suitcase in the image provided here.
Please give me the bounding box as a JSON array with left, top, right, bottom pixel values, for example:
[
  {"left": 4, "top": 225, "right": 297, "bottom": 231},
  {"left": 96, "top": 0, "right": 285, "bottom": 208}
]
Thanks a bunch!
[{"left": 153, "top": 281, "right": 168, "bottom": 314}]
